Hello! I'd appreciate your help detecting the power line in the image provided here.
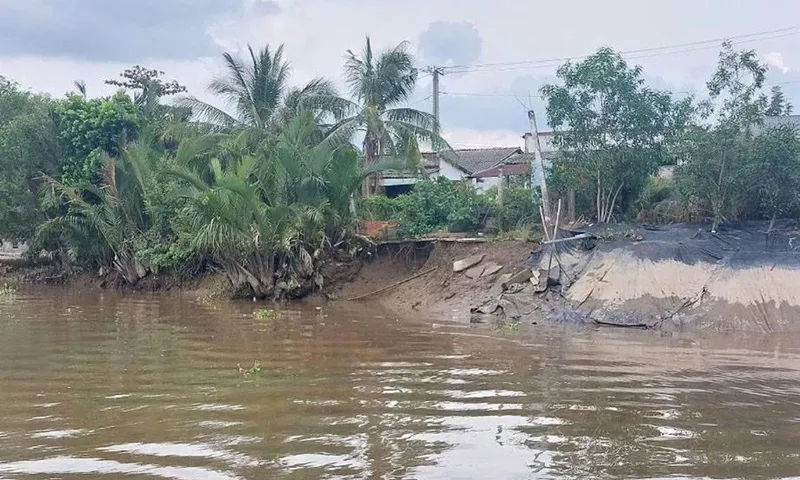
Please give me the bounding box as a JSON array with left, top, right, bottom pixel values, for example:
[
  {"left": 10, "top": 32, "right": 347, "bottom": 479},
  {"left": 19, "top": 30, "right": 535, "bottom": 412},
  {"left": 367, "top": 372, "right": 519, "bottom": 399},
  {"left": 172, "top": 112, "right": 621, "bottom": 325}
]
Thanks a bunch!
[
  {"left": 445, "top": 26, "right": 800, "bottom": 74},
  {"left": 410, "top": 94, "right": 432, "bottom": 105},
  {"left": 443, "top": 91, "right": 528, "bottom": 98},
  {"left": 439, "top": 81, "right": 800, "bottom": 107}
]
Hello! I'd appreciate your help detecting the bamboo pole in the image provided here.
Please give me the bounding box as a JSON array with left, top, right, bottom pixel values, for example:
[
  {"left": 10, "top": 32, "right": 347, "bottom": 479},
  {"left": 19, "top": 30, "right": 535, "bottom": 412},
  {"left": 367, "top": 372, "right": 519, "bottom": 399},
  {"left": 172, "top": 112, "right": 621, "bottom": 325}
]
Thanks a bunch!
[{"left": 346, "top": 266, "right": 439, "bottom": 301}]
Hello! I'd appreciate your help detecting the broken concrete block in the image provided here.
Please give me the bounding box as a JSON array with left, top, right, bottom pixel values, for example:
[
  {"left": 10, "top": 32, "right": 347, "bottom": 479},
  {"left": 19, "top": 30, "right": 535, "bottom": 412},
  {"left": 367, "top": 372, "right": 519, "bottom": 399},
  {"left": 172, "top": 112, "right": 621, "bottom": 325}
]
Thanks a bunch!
[
  {"left": 533, "top": 269, "right": 548, "bottom": 293},
  {"left": 465, "top": 264, "right": 486, "bottom": 279},
  {"left": 481, "top": 263, "right": 503, "bottom": 277},
  {"left": 453, "top": 254, "right": 485, "bottom": 273},
  {"left": 502, "top": 268, "right": 534, "bottom": 290},
  {"left": 489, "top": 273, "right": 513, "bottom": 296}
]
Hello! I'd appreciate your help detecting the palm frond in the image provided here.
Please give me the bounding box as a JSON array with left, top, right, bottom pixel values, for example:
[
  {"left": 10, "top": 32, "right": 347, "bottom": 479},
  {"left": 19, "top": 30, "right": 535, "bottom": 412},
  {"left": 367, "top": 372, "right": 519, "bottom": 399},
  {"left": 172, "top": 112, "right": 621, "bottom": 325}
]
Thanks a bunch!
[{"left": 174, "top": 96, "right": 240, "bottom": 128}]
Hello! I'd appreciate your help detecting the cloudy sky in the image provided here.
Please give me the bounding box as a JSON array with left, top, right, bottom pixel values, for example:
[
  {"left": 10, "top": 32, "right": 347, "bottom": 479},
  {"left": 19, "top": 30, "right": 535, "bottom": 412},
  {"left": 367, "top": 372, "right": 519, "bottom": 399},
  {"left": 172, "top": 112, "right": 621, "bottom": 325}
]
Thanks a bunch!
[{"left": 2, "top": 0, "right": 800, "bottom": 148}]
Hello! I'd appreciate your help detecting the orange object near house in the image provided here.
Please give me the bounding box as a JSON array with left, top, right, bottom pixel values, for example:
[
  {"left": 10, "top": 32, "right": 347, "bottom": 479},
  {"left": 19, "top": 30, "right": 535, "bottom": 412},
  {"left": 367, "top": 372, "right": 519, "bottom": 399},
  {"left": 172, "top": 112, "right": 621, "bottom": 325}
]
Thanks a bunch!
[{"left": 360, "top": 221, "right": 400, "bottom": 240}]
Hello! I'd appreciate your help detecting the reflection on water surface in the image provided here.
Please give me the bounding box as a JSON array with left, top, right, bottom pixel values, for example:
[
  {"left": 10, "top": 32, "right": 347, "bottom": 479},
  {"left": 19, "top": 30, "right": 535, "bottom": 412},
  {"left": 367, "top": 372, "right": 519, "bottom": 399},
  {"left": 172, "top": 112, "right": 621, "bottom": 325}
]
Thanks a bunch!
[{"left": 1, "top": 287, "right": 799, "bottom": 479}]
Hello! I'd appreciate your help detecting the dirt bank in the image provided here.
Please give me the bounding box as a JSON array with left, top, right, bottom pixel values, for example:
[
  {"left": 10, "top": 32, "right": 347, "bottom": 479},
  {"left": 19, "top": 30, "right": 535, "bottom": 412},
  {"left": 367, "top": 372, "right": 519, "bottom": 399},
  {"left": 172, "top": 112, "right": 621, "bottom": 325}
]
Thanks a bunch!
[
  {"left": 331, "top": 240, "right": 535, "bottom": 322},
  {"left": 8, "top": 221, "right": 800, "bottom": 334}
]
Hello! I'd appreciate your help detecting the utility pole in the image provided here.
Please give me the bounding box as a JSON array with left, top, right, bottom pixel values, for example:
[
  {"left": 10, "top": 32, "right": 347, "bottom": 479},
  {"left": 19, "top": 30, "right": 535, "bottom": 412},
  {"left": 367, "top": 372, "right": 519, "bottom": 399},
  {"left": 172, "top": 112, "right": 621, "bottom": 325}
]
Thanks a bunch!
[
  {"left": 528, "top": 110, "right": 552, "bottom": 225},
  {"left": 430, "top": 66, "right": 444, "bottom": 136}
]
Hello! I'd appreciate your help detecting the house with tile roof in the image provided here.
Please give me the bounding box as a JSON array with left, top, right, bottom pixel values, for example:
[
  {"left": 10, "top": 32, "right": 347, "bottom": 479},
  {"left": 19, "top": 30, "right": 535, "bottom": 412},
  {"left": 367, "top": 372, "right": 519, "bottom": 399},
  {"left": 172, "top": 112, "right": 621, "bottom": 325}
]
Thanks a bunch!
[
  {"left": 469, "top": 131, "right": 560, "bottom": 187},
  {"left": 381, "top": 131, "right": 563, "bottom": 195},
  {"left": 381, "top": 146, "right": 523, "bottom": 196}
]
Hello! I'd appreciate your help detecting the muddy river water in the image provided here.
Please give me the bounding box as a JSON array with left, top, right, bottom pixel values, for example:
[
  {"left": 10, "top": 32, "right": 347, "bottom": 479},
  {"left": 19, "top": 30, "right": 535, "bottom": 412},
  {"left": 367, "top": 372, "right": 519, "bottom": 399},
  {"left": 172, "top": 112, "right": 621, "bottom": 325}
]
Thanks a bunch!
[{"left": 1, "top": 287, "right": 799, "bottom": 479}]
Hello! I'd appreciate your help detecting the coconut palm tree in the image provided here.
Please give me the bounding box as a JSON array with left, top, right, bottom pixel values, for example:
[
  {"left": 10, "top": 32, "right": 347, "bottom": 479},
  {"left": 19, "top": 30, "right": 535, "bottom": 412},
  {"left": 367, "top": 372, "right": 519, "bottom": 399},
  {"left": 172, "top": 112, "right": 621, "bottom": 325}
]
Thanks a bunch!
[
  {"left": 177, "top": 44, "right": 344, "bottom": 134},
  {"left": 329, "top": 37, "right": 447, "bottom": 195}
]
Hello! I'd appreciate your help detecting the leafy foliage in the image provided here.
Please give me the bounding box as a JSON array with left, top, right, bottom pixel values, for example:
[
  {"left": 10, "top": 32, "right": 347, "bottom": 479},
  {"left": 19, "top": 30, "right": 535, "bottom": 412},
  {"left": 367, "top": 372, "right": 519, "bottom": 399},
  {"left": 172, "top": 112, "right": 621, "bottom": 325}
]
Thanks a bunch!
[
  {"left": 766, "top": 85, "right": 793, "bottom": 116},
  {"left": 389, "top": 178, "right": 489, "bottom": 238},
  {"left": 167, "top": 110, "right": 382, "bottom": 297},
  {"left": 177, "top": 44, "right": 344, "bottom": 132},
  {"left": 633, "top": 176, "right": 688, "bottom": 224},
  {"left": 330, "top": 37, "right": 447, "bottom": 194},
  {"left": 540, "top": 47, "right": 692, "bottom": 222},
  {"left": 739, "top": 125, "right": 800, "bottom": 220},
  {"left": 0, "top": 77, "right": 62, "bottom": 241},
  {"left": 38, "top": 141, "right": 167, "bottom": 282},
  {"left": 357, "top": 195, "right": 403, "bottom": 221},
  {"left": 56, "top": 92, "right": 142, "bottom": 186},
  {"left": 105, "top": 65, "right": 188, "bottom": 98},
  {"left": 674, "top": 42, "right": 798, "bottom": 230},
  {"left": 487, "top": 181, "right": 540, "bottom": 232}
]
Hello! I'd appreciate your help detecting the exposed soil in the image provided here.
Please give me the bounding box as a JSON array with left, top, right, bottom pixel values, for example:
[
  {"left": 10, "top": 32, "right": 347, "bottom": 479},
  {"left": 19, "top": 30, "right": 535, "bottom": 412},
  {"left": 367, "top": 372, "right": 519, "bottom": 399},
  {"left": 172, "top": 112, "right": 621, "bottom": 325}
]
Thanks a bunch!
[
  {"left": 6, "top": 221, "right": 800, "bottom": 333},
  {"left": 331, "top": 240, "right": 536, "bottom": 321}
]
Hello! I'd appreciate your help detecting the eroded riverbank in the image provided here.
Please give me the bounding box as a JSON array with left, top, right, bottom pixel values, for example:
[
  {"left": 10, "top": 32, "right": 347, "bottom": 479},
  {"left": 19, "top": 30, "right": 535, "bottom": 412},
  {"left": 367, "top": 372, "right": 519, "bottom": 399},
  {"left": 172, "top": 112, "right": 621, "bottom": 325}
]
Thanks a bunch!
[{"left": 6, "top": 220, "right": 800, "bottom": 334}]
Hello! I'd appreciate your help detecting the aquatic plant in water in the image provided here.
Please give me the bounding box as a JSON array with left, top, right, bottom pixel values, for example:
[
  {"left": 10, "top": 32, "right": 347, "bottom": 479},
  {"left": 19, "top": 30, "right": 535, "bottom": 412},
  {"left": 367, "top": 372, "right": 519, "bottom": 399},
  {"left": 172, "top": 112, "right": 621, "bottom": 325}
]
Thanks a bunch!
[
  {"left": 0, "top": 283, "right": 17, "bottom": 297},
  {"left": 238, "top": 360, "right": 264, "bottom": 378},
  {"left": 494, "top": 320, "right": 522, "bottom": 335},
  {"left": 253, "top": 309, "right": 275, "bottom": 320}
]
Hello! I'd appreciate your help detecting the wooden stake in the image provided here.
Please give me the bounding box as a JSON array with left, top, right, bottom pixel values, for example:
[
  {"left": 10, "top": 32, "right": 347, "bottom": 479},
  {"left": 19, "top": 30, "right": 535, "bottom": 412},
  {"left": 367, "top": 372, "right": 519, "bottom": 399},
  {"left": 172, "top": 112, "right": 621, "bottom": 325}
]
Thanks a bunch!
[{"left": 552, "top": 198, "right": 562, "bottom": 240}]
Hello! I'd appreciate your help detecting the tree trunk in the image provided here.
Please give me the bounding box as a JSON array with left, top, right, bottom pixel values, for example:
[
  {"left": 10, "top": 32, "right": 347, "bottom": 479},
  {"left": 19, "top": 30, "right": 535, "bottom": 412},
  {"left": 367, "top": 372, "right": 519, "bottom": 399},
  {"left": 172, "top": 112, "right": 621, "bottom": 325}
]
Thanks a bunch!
[
  {"left": 362, "top": 135, "right": 381, "bottom": 196},
  {"left": 567, "top": 187, "right": 576, "bottom": 224},
  {"left": 596, "top": 170, "right": 602, "bottom": 223},
  {"left": 606, "top": 182, "right": 624, "bottom": 223},
  {"left": 113, "top": 249, "right": 147, "bottom": 285}
]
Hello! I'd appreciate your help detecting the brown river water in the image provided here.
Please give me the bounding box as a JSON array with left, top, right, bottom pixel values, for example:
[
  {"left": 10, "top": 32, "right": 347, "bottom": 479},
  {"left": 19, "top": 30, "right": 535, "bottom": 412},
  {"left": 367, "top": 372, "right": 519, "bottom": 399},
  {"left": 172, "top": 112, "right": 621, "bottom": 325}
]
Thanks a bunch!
[{"left": 1, "top": 287, "right": 800, "bottom": 479}]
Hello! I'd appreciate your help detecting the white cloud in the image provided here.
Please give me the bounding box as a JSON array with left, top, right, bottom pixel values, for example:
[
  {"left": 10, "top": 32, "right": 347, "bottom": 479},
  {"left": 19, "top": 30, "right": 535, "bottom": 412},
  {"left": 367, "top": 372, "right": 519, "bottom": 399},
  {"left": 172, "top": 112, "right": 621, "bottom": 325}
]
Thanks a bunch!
[
  {"left": 765, "top": 52, "right": 791, "bottom": 73},
  {"left": 444, "top": 128, "right": 524, "bottom": 149},
  {"left": 3, "top": 0, "right": 800, "bottom": 135}
]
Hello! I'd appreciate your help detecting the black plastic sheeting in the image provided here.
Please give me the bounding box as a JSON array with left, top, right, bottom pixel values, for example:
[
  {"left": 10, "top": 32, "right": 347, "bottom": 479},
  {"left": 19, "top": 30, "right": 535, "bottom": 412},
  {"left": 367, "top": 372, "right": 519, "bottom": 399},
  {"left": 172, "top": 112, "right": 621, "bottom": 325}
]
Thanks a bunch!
[
  {"left": 473, "top": 220, "right": 800, "bottom": 331},
  {"left": 533, "top": 220, "right": 800, "bottom": 269}
]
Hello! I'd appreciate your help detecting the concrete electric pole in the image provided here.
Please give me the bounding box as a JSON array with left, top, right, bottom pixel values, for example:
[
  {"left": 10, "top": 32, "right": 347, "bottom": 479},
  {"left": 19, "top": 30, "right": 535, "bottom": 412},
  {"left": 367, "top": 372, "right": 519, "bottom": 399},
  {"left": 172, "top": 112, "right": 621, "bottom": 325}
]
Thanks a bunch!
[
  {"left": 430, "top": 66, "right": 444, "bottom": 135},
  {"left": 528, "top": 110, "right": 552, "bottom": 225}
]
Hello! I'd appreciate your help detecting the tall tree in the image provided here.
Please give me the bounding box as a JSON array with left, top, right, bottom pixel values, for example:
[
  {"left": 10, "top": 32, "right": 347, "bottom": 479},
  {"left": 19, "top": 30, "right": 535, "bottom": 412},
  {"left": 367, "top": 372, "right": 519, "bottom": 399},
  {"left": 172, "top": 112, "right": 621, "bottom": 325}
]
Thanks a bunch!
[
  {"left": 105, "top": 66, "right": 187, "bottom": 103},
  {"left": 677, "top": 42, "right": 796, "bottom": 230},
  {"left": 765, "top": 85, "right": 793, "bottom": 116},
  {"left": 0, "top": 77, "right": 63, "bottom": 242},
  {"left": 329, "top": 37, "right": 445, "bottom": 195},
  {"left": 106, "top": 66, "right": 192, "bottom": 137},
  {"left": 55, "top": 92, "right": 142, "bottom": 186},
  {"left": 541, "top": 47, "right": 692, "bottom": 222},
  {"left": 176, "top": 44, "right": 341, "bottom": 133}
]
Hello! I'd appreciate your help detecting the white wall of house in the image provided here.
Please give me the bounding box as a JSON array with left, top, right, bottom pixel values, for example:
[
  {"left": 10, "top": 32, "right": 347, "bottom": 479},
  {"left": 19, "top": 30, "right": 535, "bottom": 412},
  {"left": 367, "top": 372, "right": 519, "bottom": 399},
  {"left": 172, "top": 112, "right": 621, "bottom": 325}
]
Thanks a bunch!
[
  {"left": 523, "top": 132, "right": 558, "bottom": 154},
  {"left": 438, "top": 159, "right": 500, "bottom": 192},
  {"left": 474, "top": 177, "right": 500, "bottom": 193},
  {"left": 438, "top": 159, "right": 466, "bottom": 181}
]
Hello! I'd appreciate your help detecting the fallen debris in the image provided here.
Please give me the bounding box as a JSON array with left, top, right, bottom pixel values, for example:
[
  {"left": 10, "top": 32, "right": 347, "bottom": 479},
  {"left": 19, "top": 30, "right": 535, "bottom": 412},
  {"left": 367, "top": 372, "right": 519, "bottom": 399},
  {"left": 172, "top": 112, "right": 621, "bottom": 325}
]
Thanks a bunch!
[
  {"left": 481, "top": 263, "right": 503, "bottom": 277},
  {"left": 502, "top": 269, "right": 534, "bottom": 289},
  {"left": 453, "top": 254, "right": 485, "bottom": 273},
  {"left": 464, "top": 264, "right": 485, "bottom": 279}
]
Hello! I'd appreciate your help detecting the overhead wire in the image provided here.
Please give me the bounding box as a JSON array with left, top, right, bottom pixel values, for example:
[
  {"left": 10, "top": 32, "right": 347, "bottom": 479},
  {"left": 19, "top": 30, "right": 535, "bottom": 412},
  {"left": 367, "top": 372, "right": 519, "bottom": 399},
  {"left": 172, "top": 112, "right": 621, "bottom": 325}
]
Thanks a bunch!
[{"left": 444, "top": 26, "right": 800, "bottom": 74}]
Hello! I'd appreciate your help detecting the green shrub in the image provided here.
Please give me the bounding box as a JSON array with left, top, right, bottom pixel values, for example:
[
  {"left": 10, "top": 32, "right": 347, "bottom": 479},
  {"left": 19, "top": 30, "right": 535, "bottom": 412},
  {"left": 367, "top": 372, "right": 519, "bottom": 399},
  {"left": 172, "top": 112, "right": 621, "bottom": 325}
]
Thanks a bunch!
[
  {"left": 487, "top": 181, "right": 540, "bottom": 232},
  {"left": 634, "top": 176, "right": 689, "bottom": 224},
  {"left": 357, "top": 195, "right": 402, "bottom": 221},
  {"left": 391, "top": 178, "right": 490, "bottom": 238}
]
